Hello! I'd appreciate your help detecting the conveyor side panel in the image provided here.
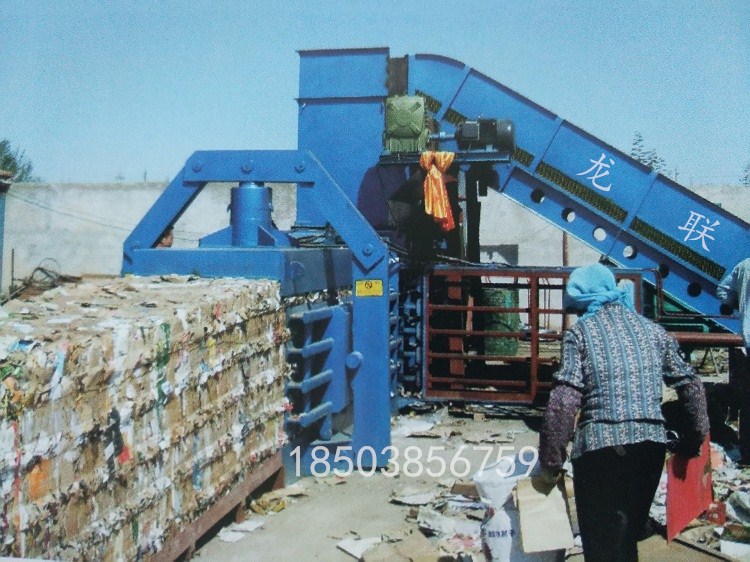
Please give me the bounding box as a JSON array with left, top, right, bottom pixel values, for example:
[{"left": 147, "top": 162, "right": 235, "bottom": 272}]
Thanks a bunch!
[{"left": 409, "top": 54, "right": 748, "bottom": 333}]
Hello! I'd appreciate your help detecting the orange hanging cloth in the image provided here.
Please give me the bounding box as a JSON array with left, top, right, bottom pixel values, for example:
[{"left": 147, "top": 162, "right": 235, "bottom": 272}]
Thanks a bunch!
[{"left": 419, "top": 151, "right": 456, "bottom": 232}]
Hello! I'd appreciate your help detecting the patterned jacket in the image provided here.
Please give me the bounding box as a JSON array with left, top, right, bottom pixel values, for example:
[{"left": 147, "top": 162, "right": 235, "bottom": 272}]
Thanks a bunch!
[{"left": 539, "top": 302, "right": 709, "bottom": 470}]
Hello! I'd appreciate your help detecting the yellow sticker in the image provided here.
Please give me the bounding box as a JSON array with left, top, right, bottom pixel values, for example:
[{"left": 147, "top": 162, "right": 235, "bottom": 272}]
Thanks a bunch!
[{"left": 355, "top": 279, "right": 383, "bottom": 297}]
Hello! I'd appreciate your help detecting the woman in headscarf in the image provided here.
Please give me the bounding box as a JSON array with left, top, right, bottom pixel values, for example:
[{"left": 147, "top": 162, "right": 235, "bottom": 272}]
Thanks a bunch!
[{"left": 538, "top": 263, "right": 709, "bottom": 562}]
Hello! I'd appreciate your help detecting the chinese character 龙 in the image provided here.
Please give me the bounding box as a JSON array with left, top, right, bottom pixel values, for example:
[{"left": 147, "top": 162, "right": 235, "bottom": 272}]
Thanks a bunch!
[{"left": 576, "top": 153, "right": 615, "bottom": 192}]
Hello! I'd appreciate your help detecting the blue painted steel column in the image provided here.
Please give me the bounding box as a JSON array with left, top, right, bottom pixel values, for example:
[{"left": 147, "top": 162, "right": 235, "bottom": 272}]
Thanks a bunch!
[
  {"left": 231, "top": 182, "right": 272, "bottom": 247},
  {"left": 295, "top": 49, "right": 393, "bottom": 466},
  {"left": 295, "top": 49, "right": 394, "bottom": 466},
  {"left": 350, "top": 258, "right": 392, "bottom": 467},
  {"left": 297, "top": 48, "right": 389, "bottom": 226}
]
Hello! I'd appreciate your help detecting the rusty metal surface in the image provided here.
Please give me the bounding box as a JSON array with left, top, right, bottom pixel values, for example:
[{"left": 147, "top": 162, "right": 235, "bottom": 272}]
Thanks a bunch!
[
  {"left": 424, "top": 267, "right": 579, "bottom": 403},
  {"left": 673, "top": 332, "right": 744, "bottom": 347},
  {"left": 423, "top": 266, "right": 741, "bottom": 403}
]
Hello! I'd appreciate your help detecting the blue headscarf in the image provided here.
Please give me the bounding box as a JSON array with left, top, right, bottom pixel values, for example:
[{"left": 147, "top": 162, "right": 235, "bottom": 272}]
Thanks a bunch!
[{"left": 564, "top": 263, "right": 634, "bottom": 318}]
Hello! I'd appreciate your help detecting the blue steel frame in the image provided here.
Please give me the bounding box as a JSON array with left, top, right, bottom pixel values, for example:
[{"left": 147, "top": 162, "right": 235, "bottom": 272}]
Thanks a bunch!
[
  {"left": 292, "top": 48, "right": 746, "bottom": 335},
  {"left": 123, "top": 149, "right": 394, "bottom": 467}
]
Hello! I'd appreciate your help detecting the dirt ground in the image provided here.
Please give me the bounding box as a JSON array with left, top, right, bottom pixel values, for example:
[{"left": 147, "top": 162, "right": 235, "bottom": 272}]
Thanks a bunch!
[{"left": 194, "top": 408, "right": 724, "bottom": 562}]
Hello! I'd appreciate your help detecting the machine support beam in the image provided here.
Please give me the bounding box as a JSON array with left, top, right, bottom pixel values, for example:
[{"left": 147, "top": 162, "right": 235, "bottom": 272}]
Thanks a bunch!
[
  {"left": 123, "top": 148, "right": 393, "bottom": 466},
  {"left": 350, "top": 258, "right": 392, "bottom": 466},
  {"left": 122, "top": 169, "right": 204, "bottom": 268},
  {"left": 181, "top": 150, "right": 386, "bottom": 271}
]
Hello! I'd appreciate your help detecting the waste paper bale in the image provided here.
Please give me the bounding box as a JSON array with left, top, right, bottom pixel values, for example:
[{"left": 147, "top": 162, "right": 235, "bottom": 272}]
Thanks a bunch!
[{"left": 0, "top": 276, "right": 290, "bottom": 560}]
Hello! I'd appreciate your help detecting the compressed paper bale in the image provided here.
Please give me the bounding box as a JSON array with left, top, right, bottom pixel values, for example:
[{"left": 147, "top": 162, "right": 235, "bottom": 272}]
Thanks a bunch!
[
  {"left": 0, "top": 276, "right": 292, "bottom": 560},
  {"left": 1, "top": 277, "right": 284, "bottom": 400}
]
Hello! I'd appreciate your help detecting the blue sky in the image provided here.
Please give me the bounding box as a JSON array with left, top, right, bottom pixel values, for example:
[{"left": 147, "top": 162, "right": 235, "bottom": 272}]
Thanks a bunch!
[{"left": 2, "top": 1, "right": 748, "bottom": 186}]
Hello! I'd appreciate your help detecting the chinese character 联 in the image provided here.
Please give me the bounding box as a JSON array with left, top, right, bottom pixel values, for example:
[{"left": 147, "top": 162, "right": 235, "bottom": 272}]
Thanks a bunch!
[{"left": 678, "top": 211, "right": 720, "bottom": 252}]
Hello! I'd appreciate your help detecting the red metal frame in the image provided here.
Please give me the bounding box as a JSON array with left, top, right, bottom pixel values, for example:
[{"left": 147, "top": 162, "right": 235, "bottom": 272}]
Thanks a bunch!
[{"left": 423, "top": 267, "right": 644, "bottom": 403}]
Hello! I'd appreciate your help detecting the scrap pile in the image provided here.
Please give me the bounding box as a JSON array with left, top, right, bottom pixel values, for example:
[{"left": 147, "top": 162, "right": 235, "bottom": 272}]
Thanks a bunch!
[{"left": 0, "top": 276, "right": 290, "bottom": 560}]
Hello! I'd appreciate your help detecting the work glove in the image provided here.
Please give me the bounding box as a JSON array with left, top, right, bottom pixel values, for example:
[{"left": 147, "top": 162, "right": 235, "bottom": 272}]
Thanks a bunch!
[
  {"left": 667, "top": 430, "right": 703, "bottom": 458},
  {"left": 533, "top": 466, "right": 564, "bottom": 493}
]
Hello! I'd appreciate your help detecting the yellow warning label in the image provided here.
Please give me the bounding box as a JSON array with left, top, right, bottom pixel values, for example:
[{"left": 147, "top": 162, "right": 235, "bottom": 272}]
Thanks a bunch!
[{"left": 355, "top": 279, "right": 383, "bottom": 297}]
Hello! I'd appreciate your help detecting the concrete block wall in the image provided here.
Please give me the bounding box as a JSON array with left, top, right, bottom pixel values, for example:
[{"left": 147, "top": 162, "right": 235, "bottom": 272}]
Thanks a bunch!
[{"left": 1, "top": 182, "right": 296, "bottom": 292}]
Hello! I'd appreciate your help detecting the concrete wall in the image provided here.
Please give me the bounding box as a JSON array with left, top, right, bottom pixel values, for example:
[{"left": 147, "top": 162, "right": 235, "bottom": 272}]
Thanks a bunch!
[
  {"left": 1, "top": 181, "right": 747, "bottom": 293},
  {"left": 1, "top": 182, "right": 296, "bottom": 292}
]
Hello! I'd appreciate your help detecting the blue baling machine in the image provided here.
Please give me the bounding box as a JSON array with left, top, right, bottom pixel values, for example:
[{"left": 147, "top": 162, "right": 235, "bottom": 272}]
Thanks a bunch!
[{"left": 123, "top": 48, "right": 747, "bottom": 473}]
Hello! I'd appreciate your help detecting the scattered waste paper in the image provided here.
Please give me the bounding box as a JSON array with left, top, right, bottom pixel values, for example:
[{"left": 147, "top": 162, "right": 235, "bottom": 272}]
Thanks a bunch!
[
  {"left": 218, "top": 516, "right": 266, "bottom": 542},
  {"left": 336, "top": 536, "right": 383, "bottom": 559},
  {"left": 218, "top": 528, "right": 246, "bottom": 543},
  {"left": 727, "top": 491, "right": 750, "bottom": 525},
  {"left": 391, "top": 484, "right": 439, "bottom": 506},
  {"left": 250, "top": 483, "right": 308, "bottom": 514},
  {"left": 233, "top": 518, "right": 266, "bottom": 533},
  {"left": 392, "top": 417, "right": 436, "bottom": 438},
  {"left": 649, "top": 471, "right": 668, "bottom": 527},
  {"left": 359, "top": 529, "right": 444, "bottom": 561},
  {"left": 516, "top": 477, "right": 574, "bottom": 553},
  {"left": 720, "top": 524, "right": 750, "bottom": 559},
  {"left": 473, "top": 456, "right": 561, "bottom": 561},
  {"left": 416, "top": 506, "right": 482, "bottom": 540}
]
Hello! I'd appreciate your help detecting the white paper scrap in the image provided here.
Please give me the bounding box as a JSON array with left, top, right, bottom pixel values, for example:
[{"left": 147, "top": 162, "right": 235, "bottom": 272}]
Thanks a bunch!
[
  {"left": 218, "top": 528, "right": 247, "bottom": 543},
  {"left": 390, "top": 491, "right": 438, "bottom": 506},
  {"left": 233, "top": 519, "right": 266, "bottom": 533},
  {"left": 336, "top": 536, "right": 382, "bottom": 559}
]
